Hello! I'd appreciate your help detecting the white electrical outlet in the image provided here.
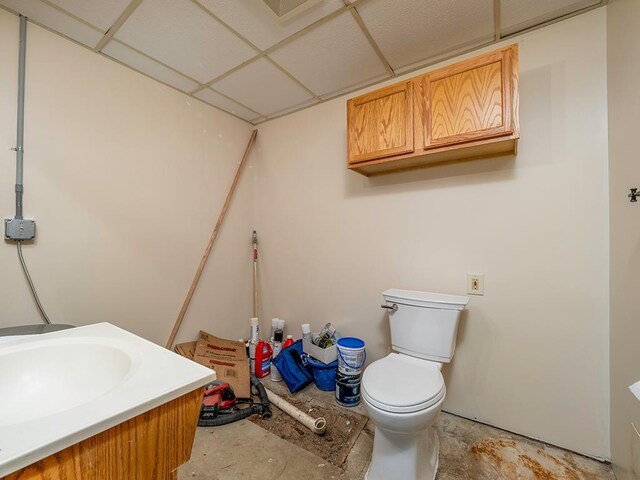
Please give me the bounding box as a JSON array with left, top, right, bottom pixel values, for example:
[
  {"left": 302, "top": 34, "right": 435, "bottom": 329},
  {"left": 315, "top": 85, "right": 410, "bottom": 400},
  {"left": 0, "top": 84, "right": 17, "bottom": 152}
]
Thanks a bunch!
[{"left": 467, "top": 273, "right": 484, "bottom": 295}]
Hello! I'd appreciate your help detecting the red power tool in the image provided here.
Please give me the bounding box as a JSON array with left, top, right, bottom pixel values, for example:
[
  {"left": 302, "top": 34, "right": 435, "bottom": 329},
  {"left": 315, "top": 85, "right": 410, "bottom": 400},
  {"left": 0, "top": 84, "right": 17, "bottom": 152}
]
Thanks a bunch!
[
  {"left": 199, "top": 382, "right": 237, "bottom": 421},
  {"left": 197, "top": 376, "right": 272, "bottom": 427}
]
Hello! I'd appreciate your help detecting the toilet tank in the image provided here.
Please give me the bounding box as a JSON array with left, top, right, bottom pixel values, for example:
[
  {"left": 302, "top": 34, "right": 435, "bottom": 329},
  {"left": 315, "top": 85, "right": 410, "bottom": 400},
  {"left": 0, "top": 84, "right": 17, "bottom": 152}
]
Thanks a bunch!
[{"left": 382, "top": 289, "right": 469, "bottom": 363}]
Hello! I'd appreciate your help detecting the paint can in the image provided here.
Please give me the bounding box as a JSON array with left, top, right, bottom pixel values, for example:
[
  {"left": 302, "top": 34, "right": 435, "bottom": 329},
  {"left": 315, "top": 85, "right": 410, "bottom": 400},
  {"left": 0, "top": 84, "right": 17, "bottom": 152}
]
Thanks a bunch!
[
  {"left": 336, "top": 337, "right": 366, "bottom": 375},
  {"left": 335, "top": 370, "right": 362, "bottom": 407}
]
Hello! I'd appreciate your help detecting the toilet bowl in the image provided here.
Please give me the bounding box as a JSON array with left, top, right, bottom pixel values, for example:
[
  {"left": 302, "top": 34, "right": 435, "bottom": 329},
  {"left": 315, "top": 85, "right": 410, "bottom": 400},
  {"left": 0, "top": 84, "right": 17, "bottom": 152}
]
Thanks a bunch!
[
  {"left": 363, "top": 353, "right": 446, "bottom": 480},
  {"left": 362, "top": 289, "right": 468, "bottom": 480}
]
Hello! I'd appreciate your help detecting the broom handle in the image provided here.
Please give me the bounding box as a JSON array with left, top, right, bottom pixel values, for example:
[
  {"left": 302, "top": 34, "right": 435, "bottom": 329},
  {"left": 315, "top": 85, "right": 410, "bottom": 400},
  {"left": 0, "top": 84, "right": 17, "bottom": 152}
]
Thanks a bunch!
[{"left": 165, "top": 129, "right": 258, "bottom": 349}]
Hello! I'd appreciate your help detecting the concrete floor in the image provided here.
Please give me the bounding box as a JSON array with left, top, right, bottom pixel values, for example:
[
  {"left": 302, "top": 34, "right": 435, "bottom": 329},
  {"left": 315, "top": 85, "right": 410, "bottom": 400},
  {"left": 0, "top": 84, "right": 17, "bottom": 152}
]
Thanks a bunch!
[{"left": 179, "top": 383, "right": 615, "bottom": 480}]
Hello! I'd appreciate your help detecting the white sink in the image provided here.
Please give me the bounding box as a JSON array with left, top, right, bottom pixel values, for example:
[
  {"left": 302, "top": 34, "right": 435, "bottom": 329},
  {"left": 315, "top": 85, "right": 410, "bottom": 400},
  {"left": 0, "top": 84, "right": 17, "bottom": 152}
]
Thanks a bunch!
[
  {"left": 0, "top": 340, "right": 133, "bottom": 426},
  {"left": 0, "top": 323, "right": 215, "bottom": 477}
]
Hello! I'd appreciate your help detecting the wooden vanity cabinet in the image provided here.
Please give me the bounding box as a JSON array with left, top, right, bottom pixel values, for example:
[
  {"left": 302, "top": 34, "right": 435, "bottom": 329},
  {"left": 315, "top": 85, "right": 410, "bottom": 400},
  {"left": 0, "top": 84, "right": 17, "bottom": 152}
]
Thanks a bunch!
[
  {"left": 347, "top": 44, "right": 519, "bottom": 175},
  {"left": 3, "top": 388, "right": 204, "bottom": 480}
]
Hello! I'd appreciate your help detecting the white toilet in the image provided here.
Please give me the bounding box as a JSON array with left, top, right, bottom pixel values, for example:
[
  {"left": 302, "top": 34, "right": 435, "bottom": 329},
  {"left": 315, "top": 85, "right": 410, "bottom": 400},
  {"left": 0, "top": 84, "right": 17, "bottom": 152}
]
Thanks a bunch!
[{"left": 362, "top": 289, "right": 469, "bottom": 480}]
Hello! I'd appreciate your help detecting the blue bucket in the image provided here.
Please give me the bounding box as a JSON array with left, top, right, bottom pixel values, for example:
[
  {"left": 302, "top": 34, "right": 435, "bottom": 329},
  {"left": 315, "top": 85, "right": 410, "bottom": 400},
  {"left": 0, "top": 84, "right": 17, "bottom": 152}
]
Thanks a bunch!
[{"left": 305, "top": 356, "right": 338, "bottom": 391}]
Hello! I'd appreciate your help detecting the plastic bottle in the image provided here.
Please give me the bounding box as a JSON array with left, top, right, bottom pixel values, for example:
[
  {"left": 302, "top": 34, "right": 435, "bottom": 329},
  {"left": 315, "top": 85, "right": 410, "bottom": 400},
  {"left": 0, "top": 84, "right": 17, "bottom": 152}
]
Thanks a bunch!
[
  {"left": 249, "top": 317, "right": 260, "bottom": 373},
  {"left": 283, "top": 334, "right": 294, "bottom": 350},
  {"left": 270, "top": 318, "right": 279, "bottom": 342},
  {"left": 254, "top": 340, "right": 273, "bottom": 378},
  {"left": 301, "top": 324, "right": 312, "bottom": 342},
  {"left": 250, "top": 317, "right": 260, "bottom": 340},
  {"left": 270, "top": 329, "right": 284, "bottom": 382}
]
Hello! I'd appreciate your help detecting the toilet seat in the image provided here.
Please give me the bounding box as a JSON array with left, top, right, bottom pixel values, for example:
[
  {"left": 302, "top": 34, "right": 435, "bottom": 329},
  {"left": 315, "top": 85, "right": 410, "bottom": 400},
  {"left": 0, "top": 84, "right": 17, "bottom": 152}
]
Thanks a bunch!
[{"left": 362, "top": 353, "right": 445, "bottom": 414}]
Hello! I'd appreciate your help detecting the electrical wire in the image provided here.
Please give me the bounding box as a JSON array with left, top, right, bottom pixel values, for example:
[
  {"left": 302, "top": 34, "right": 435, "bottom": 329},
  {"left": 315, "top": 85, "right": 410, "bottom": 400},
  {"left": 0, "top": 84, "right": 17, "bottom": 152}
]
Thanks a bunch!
[{"left": 16, "top": 240, "right": 51, "bottom": 324}]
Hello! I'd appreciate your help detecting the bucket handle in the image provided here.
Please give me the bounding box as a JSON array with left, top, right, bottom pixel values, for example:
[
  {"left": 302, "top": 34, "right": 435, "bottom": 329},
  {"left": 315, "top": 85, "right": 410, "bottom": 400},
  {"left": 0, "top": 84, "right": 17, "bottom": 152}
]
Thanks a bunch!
[
  {"left": 300, "top": 353, "right": 310, "bottom": 367},
  {"left": 338, "top": 347, "right": 366, "bottom": 370}
]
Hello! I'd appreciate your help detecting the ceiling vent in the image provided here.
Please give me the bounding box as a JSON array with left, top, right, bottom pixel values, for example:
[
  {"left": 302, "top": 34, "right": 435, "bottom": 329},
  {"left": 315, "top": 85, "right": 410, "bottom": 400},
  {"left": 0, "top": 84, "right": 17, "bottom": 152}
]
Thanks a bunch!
[{"left": 259, "top": 0, "right": 322, "bottom": 21}]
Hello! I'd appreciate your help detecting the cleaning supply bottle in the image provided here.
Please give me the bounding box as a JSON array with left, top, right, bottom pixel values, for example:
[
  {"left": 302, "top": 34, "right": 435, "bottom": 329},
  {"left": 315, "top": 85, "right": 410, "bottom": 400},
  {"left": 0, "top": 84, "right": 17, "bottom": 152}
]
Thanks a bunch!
[
  {"left": 270, "top": 318, "right": 279, "bottom": 342},
  {"left": 301, "top": 324, "right": 312, "bottom": 342},
  {"left": 254, "top": 340, "right": 272, "bottom": 378},
  {"left": 283, "top": 334, "right": 294, "bottom": 350},
  {"left": 249, "top": 317, "right": 260, "bottom": 373},
  {"left": 270, "top": 329, "right": 284, "bottom": 382}
]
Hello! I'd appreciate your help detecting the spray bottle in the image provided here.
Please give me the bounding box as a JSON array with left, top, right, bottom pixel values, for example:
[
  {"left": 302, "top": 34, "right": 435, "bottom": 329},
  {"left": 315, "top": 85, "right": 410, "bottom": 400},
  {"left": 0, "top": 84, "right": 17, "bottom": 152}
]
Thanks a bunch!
[
  {"left": 249, "top": 317, "right": 259, "bottom": 374},
  {"left": 270, "top": 329, "right": 284, "bottom": 382}
]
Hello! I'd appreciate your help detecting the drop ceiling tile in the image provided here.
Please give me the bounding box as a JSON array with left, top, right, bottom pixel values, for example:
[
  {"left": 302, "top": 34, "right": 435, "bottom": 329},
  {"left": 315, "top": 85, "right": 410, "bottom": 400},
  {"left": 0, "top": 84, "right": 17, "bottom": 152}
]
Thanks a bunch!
[
  {"left": 102, "top": 41, "right": 199, "bottom": 92},
  {"left": 194, "top": 88, "right": 260, "bottom": 121},
  {"left": 114, "top": 0, "right": 257, "bottom": 83},
  {"left": 394, "top": 42, "right": 490, "bottom": 75},
  {"left": 269, "top": 11, "right": 388, "bottom": 97},
  {"left": 267, "top": 97, "right": 319, "bottom": 118},
  {"left": 196, "top": 0, "right": 344, "bottom": 50},
  {"left": 48, "top": 0, "right": 131, "bottom": 31},
  {"left": 212, "top": 58, "right": 314, "bottom": 116},
  {"left": 355, "top": 0, "right": 494, "bottom": 71},
  {"left": 0, "top": 0, "right": 102, "bottom": 47},
  {"left": 501, "top": 0, "right": 600, "bottom": 36},
  {"left": 318, "top": 72, "right": 391, "bottom": 100}
]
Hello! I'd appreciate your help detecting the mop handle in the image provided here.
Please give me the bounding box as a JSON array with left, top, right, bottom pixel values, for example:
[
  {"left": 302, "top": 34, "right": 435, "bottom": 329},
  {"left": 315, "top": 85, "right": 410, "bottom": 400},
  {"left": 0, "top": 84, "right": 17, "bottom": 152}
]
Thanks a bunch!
[
  {"left": 253, "top": 231, "right": 258, "bottom": 262},
  {"left": 253, "top": 231, "right": 259, "bottom": 319}
]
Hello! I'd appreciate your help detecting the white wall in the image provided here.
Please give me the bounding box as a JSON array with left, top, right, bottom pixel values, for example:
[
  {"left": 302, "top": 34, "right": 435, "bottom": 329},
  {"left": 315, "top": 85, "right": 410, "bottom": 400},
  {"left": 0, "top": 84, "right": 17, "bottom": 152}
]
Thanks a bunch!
[
  {"left": 608, "top": 0, "right": 640, "bottom": 477},
  {"left": 0, "top": 9, "right": 256, "bottom": 345},
  {"left": 254, "top": 9, "right": 610, "bottom": 458}
]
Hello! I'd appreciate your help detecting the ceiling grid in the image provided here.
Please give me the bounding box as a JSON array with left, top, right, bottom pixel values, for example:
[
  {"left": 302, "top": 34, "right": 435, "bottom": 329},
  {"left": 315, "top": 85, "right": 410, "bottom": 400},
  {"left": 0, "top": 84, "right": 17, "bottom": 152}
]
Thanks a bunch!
[
  {"left": 94, "top": 0, "right": 144, "bottom": 52},
  {"left": 0, "top": 0, "right": 605, "bottom": 124}
]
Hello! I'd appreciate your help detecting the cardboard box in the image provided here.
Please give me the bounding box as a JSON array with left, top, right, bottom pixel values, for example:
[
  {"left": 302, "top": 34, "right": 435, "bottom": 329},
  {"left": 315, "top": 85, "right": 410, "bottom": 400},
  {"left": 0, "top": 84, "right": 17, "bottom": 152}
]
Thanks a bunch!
[
  {"left": 303, "top": 338, "right": 338, "bottom": 364},
  {"left": 174, "top": 341, "right": 196, "bottom": 360},
  {"left": 194, "top": 331, "right": 250, "bottom": 398}
]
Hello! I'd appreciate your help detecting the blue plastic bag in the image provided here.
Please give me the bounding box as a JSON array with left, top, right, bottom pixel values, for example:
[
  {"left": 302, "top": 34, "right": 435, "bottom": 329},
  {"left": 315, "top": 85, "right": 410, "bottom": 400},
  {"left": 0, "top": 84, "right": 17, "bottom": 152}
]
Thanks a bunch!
[{"left": 272, "top": 339, "right": 313, "bottom": 393}]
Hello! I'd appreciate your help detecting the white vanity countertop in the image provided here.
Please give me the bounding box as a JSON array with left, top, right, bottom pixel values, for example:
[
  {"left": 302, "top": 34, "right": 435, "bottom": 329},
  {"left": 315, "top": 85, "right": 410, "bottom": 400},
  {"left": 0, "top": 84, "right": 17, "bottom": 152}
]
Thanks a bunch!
[{"left": 0, "top": 323, "right": 215, "bottom": 477}]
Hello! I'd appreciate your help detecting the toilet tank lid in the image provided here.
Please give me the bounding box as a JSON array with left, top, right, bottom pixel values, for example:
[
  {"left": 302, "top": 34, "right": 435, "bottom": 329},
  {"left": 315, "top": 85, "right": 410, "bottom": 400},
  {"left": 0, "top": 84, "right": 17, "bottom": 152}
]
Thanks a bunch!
[{"left": 383, "top": 289, "right": 469, "bottom": 310}]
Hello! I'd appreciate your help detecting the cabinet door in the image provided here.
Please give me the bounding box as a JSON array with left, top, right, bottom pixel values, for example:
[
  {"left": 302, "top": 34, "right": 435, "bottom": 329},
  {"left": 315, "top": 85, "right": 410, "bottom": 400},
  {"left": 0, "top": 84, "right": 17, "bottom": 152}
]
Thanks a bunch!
[
  {"left": 423, "top": 47, "right": 515, "bottom": 149},
  {"left": 347, "top": 81, "right": 414, "bottom": 164}
]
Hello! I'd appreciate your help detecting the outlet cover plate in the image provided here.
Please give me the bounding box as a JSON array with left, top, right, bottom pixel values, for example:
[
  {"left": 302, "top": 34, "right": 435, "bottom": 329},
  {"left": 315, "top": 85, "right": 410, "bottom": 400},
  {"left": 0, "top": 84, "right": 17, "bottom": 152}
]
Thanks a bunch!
[{"left": 467, "top": 273, "right": 484, "bottom": 296}]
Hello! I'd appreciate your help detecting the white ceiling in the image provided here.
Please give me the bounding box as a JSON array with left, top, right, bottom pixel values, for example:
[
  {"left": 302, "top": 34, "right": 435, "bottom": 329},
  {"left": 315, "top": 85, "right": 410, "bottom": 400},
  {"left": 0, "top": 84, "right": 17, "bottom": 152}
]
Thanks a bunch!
[{"left": 0, "top": 0, "right": 603, "bottom": 124}]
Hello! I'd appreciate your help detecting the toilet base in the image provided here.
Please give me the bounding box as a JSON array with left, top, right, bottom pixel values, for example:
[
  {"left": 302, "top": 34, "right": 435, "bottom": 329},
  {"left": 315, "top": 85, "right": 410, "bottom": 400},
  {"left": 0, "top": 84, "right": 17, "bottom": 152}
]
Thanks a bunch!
[{"left": 365, "top": 426, "right": 439, "bottom": 480}]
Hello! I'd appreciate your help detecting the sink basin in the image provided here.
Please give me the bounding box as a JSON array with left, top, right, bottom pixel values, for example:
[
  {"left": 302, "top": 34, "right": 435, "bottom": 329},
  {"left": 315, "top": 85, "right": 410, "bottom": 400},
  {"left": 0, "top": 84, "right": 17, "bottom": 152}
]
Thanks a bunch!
[
  {"left": 0, "top": 340, "right": 132, "bottom": 426},
  {"left": 0, "top": 323, "right": 215, "bottom": 478}
]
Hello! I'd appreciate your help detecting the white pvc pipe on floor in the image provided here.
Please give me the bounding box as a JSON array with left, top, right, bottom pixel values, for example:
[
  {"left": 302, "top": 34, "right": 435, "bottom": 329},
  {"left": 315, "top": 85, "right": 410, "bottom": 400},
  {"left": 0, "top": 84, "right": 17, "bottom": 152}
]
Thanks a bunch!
[{"left": 265, "top": 388, "right": 327, "bottom": 435}]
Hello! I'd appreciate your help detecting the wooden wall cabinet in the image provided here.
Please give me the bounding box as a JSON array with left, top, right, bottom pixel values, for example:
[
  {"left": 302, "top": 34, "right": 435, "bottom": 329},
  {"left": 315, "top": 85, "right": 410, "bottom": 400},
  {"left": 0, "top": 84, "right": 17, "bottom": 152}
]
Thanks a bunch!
[{"left": 347, "top": 45, "right": 519, "bottom": 175}]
